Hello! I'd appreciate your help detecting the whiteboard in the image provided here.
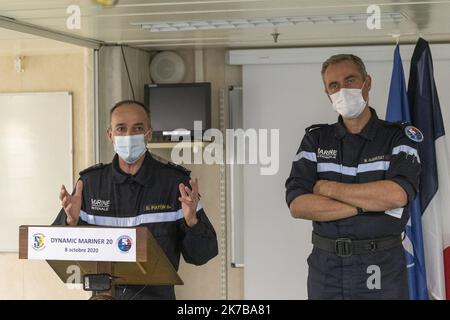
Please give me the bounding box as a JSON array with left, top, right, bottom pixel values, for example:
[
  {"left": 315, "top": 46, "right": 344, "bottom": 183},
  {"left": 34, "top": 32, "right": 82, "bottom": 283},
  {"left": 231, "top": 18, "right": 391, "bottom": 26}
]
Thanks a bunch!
[{"left": 0, "top": 92, "right": 72, "bottom": 252}]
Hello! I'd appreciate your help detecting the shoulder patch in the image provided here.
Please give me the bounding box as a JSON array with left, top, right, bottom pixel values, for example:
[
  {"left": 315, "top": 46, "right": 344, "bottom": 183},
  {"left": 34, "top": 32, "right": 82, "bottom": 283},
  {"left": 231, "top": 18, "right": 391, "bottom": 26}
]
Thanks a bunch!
[
  {"left": 79, "top": 163, "right": 105, "bottom": 176},
  {"left": 385, "top": 121, "right": 423, "bottom": 143},
  {"left": 404, "top": 125, "right": 424, "bottom": 142},
  {"left": 305, "top": 123, "right": 328, "bottom": 133}
]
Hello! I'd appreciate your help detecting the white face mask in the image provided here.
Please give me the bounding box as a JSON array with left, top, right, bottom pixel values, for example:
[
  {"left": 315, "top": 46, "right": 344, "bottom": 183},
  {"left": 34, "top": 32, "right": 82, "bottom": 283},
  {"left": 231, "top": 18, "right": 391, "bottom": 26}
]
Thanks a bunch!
[
  {"left": 329, "top": 81, "right": 367, "bottom": 119},
  {"left": 113, "top": 134, "right": 148, "bottom": 164}
]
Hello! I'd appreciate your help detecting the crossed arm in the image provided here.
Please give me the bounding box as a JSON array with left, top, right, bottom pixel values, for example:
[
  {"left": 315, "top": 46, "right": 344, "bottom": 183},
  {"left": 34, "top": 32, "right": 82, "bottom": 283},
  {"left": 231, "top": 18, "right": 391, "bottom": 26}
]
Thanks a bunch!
[{"left": 289, "top": 180, "right": 408, "bottom": 222}]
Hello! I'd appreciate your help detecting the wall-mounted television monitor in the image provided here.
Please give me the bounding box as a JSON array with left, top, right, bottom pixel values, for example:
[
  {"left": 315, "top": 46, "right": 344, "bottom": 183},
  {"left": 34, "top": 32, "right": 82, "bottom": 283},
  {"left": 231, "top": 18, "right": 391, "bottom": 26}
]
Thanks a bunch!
[{"left": 144, "top": 82, "right": 211, "bottom": 141}]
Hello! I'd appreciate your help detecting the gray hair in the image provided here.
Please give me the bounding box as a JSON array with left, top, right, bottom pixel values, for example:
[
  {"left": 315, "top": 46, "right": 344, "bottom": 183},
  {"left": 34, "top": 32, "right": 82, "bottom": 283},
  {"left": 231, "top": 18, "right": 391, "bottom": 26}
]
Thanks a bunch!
[{"left": 321, "top": 54, "right": 368, "bottom": 80}]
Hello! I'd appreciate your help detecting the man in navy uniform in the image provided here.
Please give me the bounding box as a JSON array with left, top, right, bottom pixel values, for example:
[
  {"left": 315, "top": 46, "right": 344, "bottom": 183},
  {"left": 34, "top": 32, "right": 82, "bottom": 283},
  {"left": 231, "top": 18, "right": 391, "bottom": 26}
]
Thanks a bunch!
[
  {"left": 285, "top": 54, "right": 421, "bottom": 299},
  {"left": 54, "top": 100, "right": 218, "bottom": 300}
]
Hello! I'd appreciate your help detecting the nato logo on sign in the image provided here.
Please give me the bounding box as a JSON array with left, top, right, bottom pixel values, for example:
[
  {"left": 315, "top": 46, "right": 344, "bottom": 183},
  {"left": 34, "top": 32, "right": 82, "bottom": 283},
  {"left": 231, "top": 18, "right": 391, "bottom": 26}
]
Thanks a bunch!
[
  {"left": 32, "top": 233, "right": 46, "bottom": 251},
  {"left": 117, "top": 235, "right": 133, "bottom": 253}
]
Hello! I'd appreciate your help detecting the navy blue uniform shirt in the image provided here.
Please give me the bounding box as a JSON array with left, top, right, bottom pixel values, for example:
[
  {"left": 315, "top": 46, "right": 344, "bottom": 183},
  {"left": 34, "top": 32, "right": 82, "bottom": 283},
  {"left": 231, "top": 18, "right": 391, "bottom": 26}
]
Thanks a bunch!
[
  {"left": 286, "top": 107, "right": 421, "bottom": 239},
  {"left": 54, "top": 152, "right": 218, "bottom": 299}
]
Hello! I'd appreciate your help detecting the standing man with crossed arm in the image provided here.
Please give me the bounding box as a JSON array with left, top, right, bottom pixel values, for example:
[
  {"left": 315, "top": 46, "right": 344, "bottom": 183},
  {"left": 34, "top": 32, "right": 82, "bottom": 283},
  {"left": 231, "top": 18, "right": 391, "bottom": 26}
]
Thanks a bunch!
[{"left": 286, "top": 54, "right": 421, "bottom": 299}]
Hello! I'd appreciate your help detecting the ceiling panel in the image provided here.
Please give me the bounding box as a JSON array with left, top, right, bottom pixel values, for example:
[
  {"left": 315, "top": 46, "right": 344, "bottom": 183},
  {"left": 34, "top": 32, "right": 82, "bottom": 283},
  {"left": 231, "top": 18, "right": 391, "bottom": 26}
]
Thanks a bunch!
[{"left": 0, "top": 0, "right": 449, "bottom": 50}]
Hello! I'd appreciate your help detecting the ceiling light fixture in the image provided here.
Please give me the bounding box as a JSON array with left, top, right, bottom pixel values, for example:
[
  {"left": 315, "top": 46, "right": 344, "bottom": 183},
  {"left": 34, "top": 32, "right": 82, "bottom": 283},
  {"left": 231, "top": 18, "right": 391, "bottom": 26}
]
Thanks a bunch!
[
  {"left": 132, "top": 12, "right": 405, "bottom": 33},
  {"left": 92, "top": 0, "right": 119, "bottom": 8}
]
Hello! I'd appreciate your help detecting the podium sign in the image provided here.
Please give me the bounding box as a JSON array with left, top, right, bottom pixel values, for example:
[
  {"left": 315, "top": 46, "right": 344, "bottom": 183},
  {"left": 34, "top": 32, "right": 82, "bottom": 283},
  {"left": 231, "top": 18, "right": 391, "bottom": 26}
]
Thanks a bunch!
[
  {"left": 19, "top": 225, "right": 183, "bottom": 290},
  {"left": 27, "top": 226, "right": 137, "bottom": 262}
]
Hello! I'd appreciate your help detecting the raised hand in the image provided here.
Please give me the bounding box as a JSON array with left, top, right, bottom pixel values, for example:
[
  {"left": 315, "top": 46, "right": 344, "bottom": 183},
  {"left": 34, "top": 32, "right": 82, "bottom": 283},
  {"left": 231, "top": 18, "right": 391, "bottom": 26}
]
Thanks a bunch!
[
  {"left": 60, "top": 180, "right": 83, "bottom": 226},
  {"left": 178, "top": 177, "right": 199, "bottom": 227}
]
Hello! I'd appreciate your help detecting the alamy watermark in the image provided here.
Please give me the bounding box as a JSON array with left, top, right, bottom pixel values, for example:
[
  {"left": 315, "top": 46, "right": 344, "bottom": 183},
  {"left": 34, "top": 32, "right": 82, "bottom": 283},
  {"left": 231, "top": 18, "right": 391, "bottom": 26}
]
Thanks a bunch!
[
  {"left": 65, "top": 264, "right": 83, "bottom": 289},
  {"left": 366, "top": 5, "right": 381, "bottom": 30},
  {"left": 66, "top": 5, "right": 81, "bottom": 30},
  {"left": 169, "top": 121, "right": 279, "bottom": 176},
  {"left": 366, "top": 265, "right": 381, "bottom": 290}
]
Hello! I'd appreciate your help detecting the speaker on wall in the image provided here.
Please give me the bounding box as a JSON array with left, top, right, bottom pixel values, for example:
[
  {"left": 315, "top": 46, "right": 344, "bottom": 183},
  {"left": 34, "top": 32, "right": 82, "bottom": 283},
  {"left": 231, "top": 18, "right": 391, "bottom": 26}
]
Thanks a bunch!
[{"left": 150, "top": 51, "right": 186, "bottom": 84}]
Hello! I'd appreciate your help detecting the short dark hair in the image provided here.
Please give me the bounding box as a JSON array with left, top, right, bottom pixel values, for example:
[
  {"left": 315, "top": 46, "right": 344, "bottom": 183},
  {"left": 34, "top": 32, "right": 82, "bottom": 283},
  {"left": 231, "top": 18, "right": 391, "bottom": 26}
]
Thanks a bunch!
[
  {"left": 321, "top": 54, "right": 368, "bottom": 80},
  {"left": 109, "top": 100, "right": 151, "bottom": 128}
]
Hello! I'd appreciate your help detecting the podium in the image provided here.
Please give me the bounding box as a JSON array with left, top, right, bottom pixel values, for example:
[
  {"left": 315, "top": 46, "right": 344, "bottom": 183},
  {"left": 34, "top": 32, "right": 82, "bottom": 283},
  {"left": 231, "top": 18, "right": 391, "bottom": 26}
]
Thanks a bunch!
[{"left": 18, "top": 225, "right": 183, "bottom": 299}]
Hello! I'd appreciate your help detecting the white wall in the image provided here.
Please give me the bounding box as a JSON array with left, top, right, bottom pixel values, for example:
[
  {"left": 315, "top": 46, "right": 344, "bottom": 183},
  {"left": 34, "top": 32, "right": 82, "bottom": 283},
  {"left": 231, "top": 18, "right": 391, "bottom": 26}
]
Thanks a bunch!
[{"left": 234, "top": 44, "right": 450, "bottom": 299}]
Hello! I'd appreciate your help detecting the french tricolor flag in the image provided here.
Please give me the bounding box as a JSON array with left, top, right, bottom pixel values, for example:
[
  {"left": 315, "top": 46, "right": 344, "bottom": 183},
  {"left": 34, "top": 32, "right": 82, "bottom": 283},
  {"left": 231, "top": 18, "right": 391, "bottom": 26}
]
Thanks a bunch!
[
  {"left": 386, "top": 44, "right": 428, "bottom": 300},
  {"left": 408, "top": 38, "right": 450, "bottom": 300}
]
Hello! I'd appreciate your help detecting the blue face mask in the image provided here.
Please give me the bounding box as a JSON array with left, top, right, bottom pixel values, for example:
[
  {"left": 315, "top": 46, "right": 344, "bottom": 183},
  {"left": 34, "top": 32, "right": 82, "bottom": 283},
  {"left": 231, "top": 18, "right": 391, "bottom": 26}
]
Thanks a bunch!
[{"left": 113, "top": 134, "right": 148, "bottom": 164}]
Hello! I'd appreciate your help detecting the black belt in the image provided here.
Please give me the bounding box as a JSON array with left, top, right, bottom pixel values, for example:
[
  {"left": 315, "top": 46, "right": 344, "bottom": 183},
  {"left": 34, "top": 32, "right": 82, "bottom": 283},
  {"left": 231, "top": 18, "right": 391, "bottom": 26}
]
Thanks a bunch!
[{"left": 312, "top": 232, "right": 403, "bottom": 257}]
